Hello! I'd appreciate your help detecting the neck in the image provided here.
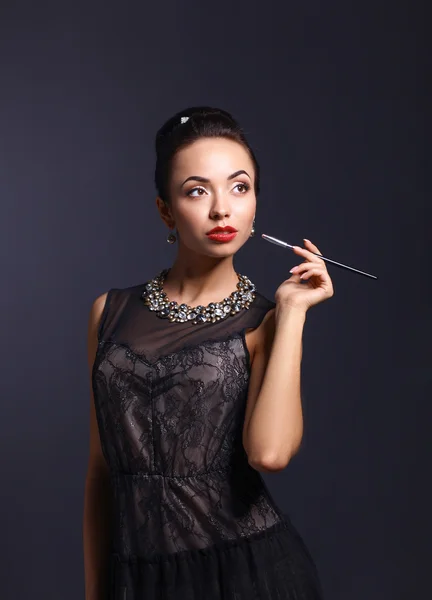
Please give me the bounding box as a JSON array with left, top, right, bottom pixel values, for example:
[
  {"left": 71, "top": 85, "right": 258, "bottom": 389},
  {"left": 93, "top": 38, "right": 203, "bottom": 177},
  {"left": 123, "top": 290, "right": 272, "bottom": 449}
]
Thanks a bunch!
[{"left": 161, "top": 258, "right": 240, "bottom": 307}]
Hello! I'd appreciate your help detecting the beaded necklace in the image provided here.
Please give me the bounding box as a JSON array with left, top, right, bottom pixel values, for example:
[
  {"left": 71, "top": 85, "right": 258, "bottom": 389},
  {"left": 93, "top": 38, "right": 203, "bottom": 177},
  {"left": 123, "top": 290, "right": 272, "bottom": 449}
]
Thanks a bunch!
[{"left": 141, "top": 268, "right": 256, "bottom": 324}]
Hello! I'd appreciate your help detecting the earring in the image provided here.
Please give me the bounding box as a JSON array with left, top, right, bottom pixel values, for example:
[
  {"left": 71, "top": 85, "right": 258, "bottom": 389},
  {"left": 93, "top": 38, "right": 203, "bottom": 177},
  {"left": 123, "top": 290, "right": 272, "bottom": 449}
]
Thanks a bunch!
[
  {"left": 250, "top": 218, "right": 256, "bottom": 237},
  {"left": 167, "top": 228, "right": 176, "bottom": 244}
]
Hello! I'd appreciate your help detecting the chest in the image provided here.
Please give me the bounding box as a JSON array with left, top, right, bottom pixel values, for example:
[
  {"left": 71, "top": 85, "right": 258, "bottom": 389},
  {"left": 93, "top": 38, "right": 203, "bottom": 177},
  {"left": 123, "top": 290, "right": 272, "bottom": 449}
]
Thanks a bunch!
[{"left": 92, "top": 333, "right": 253, "bottom": 473}]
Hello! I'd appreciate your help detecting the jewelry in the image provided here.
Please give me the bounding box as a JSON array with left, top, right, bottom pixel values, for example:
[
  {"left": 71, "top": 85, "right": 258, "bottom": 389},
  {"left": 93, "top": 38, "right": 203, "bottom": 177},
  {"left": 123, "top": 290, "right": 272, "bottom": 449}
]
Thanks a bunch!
[
  {"left": 141, "top": 268, "right": 256, "bottom": 324},
  {"left": 167, "top": 229, "right": 176, "bottom": 243},
  {"left": 250, "top": 218, "right": 255, "bottom": 237}
]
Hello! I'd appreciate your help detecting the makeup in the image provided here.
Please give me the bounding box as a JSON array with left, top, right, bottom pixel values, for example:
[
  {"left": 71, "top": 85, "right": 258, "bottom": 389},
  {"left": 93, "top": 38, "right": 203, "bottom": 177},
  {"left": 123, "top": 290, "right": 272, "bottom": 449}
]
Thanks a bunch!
[{"left": 207, "top": 232, "right": 238, "bottom": 242}]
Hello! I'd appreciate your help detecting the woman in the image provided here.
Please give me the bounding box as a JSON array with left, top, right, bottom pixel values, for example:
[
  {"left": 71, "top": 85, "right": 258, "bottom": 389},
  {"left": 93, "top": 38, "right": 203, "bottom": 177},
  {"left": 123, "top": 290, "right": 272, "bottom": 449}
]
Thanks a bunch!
[{"left": 83, "top": 106, "right": 334, "bottom": 599}]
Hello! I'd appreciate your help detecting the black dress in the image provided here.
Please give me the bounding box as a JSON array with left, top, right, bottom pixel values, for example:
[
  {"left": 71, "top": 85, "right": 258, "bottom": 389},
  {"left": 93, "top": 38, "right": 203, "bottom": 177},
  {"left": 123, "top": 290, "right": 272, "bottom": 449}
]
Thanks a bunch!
[{"left": 91, "top": 281, "right": 324, "bottom": 599}]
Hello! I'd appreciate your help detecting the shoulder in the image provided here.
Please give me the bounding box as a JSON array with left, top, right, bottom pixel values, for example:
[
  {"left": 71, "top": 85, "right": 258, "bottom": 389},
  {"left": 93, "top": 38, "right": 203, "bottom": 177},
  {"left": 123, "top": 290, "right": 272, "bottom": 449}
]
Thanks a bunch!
[
  {"left": 87, "top": 291, "right": 112, "bottom": 340},
  {"left": 247, "top": 291, "right": 276, "bottom": 362},
  {"left": 92, "top": 291, "right": 110, "bottom": 313},
  {"left": 254, "top": 304, "right": 276, "bottom": 355},
  {"left": 253, "top": 291, "right": 276, "bottom": 326},
  {"left": 87, "top": 282, "right": 146, "bottom": 336},
  {"left": 89, "top": 281, "right": 142, "bottom": 318},
  {"left": 87, "top": 292, "right": 111, "bottom": 369}
]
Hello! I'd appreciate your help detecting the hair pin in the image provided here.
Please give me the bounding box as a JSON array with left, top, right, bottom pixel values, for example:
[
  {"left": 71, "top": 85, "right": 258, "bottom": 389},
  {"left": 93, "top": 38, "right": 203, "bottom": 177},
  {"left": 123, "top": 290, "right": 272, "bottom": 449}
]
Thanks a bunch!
[{"left": 180, "top": 116, "right": 189, "bottom": 124}]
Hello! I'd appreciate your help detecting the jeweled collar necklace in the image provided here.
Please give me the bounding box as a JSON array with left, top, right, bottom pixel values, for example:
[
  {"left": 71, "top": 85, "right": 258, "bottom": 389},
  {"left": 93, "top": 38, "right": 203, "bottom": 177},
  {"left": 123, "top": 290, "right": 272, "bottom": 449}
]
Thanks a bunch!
[{"left": 141, "top": 268, "right": 256, "bottom": 324}]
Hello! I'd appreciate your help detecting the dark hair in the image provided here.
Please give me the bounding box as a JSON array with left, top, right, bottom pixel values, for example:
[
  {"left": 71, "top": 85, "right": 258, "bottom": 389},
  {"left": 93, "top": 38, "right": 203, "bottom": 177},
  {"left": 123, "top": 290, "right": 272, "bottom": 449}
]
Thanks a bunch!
[{"left": 154, "top": 106, "right": 260, "bottom": 204}]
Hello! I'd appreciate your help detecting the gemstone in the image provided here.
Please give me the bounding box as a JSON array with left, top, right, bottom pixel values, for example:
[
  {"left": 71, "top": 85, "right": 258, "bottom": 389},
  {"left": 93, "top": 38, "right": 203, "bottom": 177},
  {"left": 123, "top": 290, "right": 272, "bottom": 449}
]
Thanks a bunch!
[{"left": 141, "top": 268, "right": 256, "bottom": 324}]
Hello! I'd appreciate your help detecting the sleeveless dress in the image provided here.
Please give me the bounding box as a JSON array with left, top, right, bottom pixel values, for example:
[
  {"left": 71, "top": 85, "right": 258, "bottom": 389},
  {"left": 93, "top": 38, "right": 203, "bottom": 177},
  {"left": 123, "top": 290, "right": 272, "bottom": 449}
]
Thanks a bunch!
[{"left": 91, "top": 282, "right": 324, "bottom": 599}]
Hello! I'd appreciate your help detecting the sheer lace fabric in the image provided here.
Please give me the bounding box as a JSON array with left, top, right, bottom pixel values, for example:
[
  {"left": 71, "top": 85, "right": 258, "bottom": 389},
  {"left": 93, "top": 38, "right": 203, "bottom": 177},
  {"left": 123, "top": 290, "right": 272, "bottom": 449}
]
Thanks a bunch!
[{"left": 91, "top": 283, "right": 323, "bottom": 599}]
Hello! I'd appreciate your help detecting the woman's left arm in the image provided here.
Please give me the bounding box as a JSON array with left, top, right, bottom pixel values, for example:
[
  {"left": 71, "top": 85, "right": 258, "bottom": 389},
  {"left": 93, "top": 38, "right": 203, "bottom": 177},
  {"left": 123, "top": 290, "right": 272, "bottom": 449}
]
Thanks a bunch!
[
  {"left": 242, "top": 306, "right": 306, "bottom": 473},
  {"left": 242, "top": 238, "right": 334, "bottom": 473}
]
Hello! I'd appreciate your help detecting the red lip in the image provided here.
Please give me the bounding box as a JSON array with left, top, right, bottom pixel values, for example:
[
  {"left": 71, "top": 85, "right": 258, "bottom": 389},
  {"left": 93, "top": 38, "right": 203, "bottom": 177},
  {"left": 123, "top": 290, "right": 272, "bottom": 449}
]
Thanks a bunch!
[{"left": 206, "top": 226, "right": 238, "bottom": 234}]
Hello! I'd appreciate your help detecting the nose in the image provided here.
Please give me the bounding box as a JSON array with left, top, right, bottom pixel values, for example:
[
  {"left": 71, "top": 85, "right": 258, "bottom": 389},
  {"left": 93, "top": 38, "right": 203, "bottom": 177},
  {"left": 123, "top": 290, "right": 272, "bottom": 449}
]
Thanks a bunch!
[{"left": 209, "top": 193, "right": 230, "bottom": 220}]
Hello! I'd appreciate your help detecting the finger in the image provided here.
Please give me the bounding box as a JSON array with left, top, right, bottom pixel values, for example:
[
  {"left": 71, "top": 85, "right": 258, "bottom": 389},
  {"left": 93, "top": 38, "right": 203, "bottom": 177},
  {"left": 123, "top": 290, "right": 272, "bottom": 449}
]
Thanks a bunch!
[
  {"left": 299, "top": 267, "right": 328, "bottom": 280},
  {"left": 293, "top": 245, "right": 325, "bottom": 265},
  {"left": 303, "top": 239, "right": 322, "bottom": 255},
  {"left": 291, "top": 262, "right": 325, "bottom": 275}
]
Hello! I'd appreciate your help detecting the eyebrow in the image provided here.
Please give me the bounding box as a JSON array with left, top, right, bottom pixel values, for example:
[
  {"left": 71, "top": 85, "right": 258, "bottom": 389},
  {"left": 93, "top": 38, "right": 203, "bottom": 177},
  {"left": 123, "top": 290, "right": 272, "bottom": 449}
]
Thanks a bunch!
[{"left": 181, "top": 170, "right": 251, "bottom": 187}]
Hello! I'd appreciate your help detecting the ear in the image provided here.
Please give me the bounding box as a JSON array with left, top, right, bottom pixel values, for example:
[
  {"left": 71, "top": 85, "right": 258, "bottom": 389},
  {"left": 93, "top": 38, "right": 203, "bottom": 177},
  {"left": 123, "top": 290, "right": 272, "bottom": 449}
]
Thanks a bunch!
[{"left": 156, "top": 196, "right": 174, "bottom": 228}]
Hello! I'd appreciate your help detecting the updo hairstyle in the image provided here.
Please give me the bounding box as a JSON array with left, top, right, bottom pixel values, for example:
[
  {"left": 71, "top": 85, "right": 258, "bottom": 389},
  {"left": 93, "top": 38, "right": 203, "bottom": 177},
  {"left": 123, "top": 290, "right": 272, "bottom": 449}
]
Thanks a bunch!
[{"left": 154, "top": 106, "right": 260, "bottom": 205}]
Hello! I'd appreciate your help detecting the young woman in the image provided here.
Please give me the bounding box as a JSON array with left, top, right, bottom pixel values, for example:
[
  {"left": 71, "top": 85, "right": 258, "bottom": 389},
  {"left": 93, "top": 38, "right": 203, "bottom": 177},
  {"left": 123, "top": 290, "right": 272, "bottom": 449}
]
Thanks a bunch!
[{"left": 83, "top": 106, "right": 334, "bottom": 599}]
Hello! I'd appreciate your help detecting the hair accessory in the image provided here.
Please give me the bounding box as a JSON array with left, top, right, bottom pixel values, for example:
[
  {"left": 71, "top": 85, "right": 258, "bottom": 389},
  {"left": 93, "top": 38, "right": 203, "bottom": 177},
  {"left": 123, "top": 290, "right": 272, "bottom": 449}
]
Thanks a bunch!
[
  {"left": 180, "top": 116, "right": 189, "bottom": 124},
  {"left": 141, "top": 268, "right": 256, "bottom": 324}
]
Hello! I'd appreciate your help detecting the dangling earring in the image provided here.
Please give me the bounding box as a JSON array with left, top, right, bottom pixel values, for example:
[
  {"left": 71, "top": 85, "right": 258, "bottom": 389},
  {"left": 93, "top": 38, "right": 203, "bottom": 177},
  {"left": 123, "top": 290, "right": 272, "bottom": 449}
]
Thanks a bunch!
[
  {"left": 250, "top": 218, "right": 256, "bottom": 237},
  {"left": 167, "top": 228, "right": 176, "bottom": 244}
]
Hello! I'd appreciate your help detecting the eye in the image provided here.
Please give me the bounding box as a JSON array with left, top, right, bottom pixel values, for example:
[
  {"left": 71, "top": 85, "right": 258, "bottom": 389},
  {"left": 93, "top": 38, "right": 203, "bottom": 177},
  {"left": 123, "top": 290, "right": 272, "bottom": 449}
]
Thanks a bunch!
[
  {"left": 187, "top": 186, "right": 207, "bottom": 197},
  {"left": 234, "top": 182, "right": 250, "bottom": 193}
]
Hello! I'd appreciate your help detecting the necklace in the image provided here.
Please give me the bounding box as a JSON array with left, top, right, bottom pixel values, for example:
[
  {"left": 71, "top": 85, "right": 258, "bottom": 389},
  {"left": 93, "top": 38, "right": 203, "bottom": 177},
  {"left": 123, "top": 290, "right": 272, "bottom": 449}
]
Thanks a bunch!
[{"left": 141, "top": 268, "right": 257, "bottom": 324}]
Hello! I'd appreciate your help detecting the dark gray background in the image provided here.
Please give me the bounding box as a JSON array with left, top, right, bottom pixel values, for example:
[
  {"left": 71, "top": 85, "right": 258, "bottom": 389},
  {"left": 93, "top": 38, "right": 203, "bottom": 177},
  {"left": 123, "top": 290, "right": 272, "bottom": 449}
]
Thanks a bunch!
[{"left": 0, "top": 1, "right": 429, "bottom": 598}]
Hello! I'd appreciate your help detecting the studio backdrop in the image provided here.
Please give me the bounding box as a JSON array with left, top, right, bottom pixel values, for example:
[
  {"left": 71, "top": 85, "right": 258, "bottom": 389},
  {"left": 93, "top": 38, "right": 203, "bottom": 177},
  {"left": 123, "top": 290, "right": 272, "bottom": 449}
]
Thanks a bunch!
[{"left": 0, "top": 1, "right": 429, "bottom": 599}]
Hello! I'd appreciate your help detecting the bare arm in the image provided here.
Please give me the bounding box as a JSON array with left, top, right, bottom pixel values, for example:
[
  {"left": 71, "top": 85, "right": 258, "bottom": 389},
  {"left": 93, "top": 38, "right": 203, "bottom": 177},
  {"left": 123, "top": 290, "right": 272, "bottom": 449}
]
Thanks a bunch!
[
  {"left": 242, "top": 304, "right": 306, "bottom": 473},
  {"left": 83, "top": 292, "right": 113, "bottom": 600}
]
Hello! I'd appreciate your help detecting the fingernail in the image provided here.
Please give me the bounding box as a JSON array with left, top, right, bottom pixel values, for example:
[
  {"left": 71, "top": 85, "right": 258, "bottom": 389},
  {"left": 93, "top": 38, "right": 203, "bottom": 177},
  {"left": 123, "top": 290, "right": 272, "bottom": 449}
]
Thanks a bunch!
[{"left": 303, "top": 238, "right": 310, "bottom": 243}]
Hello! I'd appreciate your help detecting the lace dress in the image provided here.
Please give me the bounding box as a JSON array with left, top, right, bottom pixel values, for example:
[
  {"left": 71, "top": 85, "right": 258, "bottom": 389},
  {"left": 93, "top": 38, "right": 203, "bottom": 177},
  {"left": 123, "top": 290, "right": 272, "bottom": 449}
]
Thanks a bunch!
[{"left": 91, "top": 282, "right": 324, "bottom": 599}]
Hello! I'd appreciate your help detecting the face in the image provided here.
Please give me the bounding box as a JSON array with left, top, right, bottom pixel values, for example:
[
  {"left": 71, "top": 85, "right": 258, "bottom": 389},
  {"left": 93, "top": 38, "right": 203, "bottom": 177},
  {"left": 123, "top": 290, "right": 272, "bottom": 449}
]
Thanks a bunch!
[{"left": 157, "top": 137, "right": 256, "bottom": 256}]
